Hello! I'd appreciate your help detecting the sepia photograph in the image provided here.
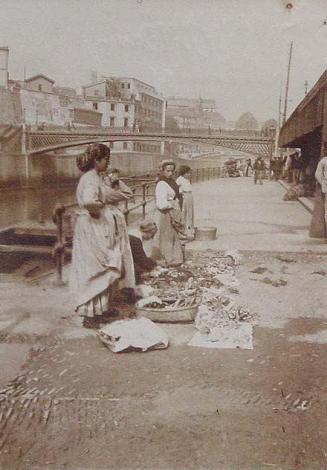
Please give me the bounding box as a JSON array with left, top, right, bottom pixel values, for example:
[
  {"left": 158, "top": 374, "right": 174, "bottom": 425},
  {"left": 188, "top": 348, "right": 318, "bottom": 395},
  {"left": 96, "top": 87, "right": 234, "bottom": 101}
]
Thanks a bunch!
[{"left": 0, "top": 0, "right": 327, "bottom": 468}]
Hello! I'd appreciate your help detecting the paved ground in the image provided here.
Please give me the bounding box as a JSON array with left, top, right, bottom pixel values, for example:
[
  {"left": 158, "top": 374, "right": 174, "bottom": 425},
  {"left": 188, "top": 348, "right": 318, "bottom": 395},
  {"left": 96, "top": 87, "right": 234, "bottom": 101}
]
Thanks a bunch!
[
  {"left": 190, "top": 177, "right": 327, "bottom": 253},
  {"left": 1, "top": 177, "right": 327, "bottom": 470}
]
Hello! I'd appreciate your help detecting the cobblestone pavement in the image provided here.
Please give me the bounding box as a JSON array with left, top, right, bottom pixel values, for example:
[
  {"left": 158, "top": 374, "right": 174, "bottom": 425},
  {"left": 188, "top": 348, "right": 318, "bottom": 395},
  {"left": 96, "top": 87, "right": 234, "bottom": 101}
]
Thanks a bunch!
[{"left": 1, "top": 250, "right": 327, "bottom": 469}]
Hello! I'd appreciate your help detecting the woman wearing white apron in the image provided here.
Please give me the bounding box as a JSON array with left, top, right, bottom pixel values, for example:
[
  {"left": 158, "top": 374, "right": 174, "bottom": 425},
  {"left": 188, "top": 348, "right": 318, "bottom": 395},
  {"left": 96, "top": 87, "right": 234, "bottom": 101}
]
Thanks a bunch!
[
  {"left": 176, "top": 165, "right": 194, "bottom": 237},
  {"left": 155, "top": 160, "right": 184, "bottom": 267},
  {"left": 70, "top": 144, "right": 135, "bottom": 328}
]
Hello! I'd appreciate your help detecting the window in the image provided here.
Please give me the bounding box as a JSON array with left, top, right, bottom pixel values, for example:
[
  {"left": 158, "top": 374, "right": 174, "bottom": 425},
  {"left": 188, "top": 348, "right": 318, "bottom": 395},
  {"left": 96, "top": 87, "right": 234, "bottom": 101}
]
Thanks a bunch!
[
  {"left": 127, "top": 83, "right": 130, "bottom": 89},
  {"left": 94, "top": 89, "right": 99, "bottom": 96},
  {"left": 38, "top": 84, "right": 42, "bottom": 91},
  {"left": 93, "top": 102, "right": 98, "bottom": 110},
  {"left": 124, "top": 118, "right": 128, "bottom": 128},
  {"left": 121, "top": 83, "right": 124, "bottom": 88},
  {"left": 123, "top": 142, "right": 128, "bottom": 150},
  {"left": 110, "top": 103, "right": 115, "bottom": 111},
  {"left": 110, "top": 117, "right": 115, "bottom": 127},
  {"left": 125, "top": 105, "right": 129, "bottom": 112}
]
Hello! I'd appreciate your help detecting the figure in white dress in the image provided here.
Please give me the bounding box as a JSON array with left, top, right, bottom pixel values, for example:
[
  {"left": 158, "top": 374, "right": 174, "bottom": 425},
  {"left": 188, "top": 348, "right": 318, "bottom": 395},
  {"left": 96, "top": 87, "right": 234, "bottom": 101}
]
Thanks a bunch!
[
  {"left": 176, "top": 165, "right": 194, "bottom": 237},
  {"left": 154, "top": 160, "right": 184, "bottom": 266},
  {"left": 70, "top": 144, "right": 135, "bottom": 328}
]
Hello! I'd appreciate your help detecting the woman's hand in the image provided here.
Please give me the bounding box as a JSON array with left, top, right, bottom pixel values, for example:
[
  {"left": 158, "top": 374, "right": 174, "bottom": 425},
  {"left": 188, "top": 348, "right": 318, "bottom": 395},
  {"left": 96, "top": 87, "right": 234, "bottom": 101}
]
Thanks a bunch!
[
  {"left": 159, "top": 207, "right": 172, "bottom": 214},
  {"left": 84, "top": 201, "right": 104, "bottom": 219}
]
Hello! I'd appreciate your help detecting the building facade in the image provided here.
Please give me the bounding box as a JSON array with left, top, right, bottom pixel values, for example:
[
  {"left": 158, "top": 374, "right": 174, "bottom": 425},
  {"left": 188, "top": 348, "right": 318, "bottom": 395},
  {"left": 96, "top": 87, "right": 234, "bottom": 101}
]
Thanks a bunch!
[
  {"left": 24, "top": 74, "right": 55, "bottom": 93},
  {"left": 117, "top": 77, "right": 165, "bottom": 154},
  {"left": 117, "top": 77, "right": 165, "bottom": 131},
  {"left": 19, "top": 88, "right": 70, "bottom": 126},
  {"left": 0, "top": 47, "right": 9, "bottom": 89},
  {"left": 70, "top": 108, "right": 102, "bottom": 127},
  {"left": 166, "top": 97, "right": 226, "bottom": 130},
  {"left": 83, "top": 76, "right": 165, "bottom": 153}
]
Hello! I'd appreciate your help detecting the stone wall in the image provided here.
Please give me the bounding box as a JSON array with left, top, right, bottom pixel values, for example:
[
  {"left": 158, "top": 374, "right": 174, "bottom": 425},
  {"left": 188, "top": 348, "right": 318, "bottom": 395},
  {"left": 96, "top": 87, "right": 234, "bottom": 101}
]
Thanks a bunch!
[
  {"left": 0, "top": 149, "right": 225, "bottom": 189},
  {"left": 0, "top": 89, "right": 21, "bottom": 124},
  {"left": 0, "top": 153, "right": 26, "bottom": 187},
  {"left": 0, "top": 151, "right": 164, "bottom": 189},
  {"left": 20, "top": 89, "right": 70, "bottom": 126}
]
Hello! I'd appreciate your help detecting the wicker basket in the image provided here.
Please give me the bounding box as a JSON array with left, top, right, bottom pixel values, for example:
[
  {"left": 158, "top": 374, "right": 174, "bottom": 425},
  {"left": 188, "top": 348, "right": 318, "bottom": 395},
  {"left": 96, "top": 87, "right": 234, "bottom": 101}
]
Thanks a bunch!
[{"left": 136, "top": 302, "right": 200, "bottom": 323}]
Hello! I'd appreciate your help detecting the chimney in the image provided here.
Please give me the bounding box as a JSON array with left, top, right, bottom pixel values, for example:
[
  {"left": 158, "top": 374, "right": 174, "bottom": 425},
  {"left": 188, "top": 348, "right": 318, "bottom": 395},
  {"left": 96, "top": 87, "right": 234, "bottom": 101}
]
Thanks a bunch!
[{"left": 0, "top": 47, "right": 9, "bottom": 89}]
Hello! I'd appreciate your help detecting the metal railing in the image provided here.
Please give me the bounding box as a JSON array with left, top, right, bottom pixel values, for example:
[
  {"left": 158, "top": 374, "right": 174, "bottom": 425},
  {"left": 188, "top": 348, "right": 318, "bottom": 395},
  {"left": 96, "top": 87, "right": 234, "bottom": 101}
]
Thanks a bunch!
[
  {"left": 52, "top": 166, "right": 224, "bottom": 284},
  {"left": 29, "top": 126, "right": 275, "bottom": 139}
]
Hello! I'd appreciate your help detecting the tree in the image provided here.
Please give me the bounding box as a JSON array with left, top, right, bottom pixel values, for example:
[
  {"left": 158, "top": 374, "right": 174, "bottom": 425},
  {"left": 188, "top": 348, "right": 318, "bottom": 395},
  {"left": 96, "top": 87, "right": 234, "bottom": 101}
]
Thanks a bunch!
[
  {"left": 262, "top": 118, "right": 277, "bottom": 132},
  {"left": 235, "top": 112, "right": 259, "bottom": 130}
]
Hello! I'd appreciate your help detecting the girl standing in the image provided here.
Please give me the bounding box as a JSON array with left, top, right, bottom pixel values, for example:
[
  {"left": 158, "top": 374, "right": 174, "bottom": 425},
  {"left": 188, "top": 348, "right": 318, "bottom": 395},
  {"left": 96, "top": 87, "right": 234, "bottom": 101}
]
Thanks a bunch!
[
  {"left": 155, "top": 160, "right": 184, "bottom": 266},
  {"left": 176, "top": 165, "right": 194, "bottom": 237}
]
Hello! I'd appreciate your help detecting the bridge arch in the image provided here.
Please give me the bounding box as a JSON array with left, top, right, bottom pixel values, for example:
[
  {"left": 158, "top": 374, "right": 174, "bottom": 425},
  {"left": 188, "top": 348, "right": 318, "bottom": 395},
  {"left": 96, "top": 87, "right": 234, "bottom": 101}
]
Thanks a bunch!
[{"left": 25, "top": 129, "right": 274, "bottom": 159}]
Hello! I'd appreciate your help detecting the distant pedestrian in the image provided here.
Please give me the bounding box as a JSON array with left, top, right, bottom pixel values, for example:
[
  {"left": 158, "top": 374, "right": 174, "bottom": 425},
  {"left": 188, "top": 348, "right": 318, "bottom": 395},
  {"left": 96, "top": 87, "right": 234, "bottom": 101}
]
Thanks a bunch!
[
  {"left": 253, "top": 157, "right": 265, "bottom": 185},
  {"left": 285, "top": 153, "right": 293, "bottom": 183},
  {"left": 275, "top": 157, "right": 283, "bottom": 180},
  {"left": 269, "top": 158, "right": 276, "bottom": 180},
  {"left": 176, "top": 165, "right": 194, "bottom": 237},
  {"left": 293, "top": 152, "right": 303, "bottom": 184},
  {"left": 245, "top": 159, "right": 253, "bottom": 177},
  {"left": 315, "top": 149, "right": 327, "bottom": 231}
]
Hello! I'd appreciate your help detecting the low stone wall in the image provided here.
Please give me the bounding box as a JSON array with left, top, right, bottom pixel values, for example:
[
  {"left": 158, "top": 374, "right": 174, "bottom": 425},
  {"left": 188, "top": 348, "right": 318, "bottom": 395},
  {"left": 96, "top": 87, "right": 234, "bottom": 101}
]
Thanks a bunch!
[
  {"left": 0, "top": 149, "right": 225, "bottom": 189},
  {"left": 0, "top": 151, "right": 165, "bottom": 189}
]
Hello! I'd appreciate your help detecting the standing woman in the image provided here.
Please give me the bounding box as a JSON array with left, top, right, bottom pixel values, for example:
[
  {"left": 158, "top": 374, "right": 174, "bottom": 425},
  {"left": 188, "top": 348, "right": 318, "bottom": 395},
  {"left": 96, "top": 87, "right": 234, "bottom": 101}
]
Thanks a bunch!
[
  {"left": 155, "top": 159, "right": 184, "bottom": 266},
  {"left": 176, "top": 165, "right": 194, "bottom": 237},
  {"left": 70, "top": 143, "right": 135, "bottom": 328}
]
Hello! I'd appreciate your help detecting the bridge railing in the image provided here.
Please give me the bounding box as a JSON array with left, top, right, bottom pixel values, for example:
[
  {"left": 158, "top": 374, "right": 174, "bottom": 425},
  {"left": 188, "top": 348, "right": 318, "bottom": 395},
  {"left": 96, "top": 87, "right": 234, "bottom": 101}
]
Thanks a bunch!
[
  {"left": 27, "top": 126, "right": 275, "bottom": 139},
  {"left": 52, "top": 165, "right": 224, "bottom": 284}
]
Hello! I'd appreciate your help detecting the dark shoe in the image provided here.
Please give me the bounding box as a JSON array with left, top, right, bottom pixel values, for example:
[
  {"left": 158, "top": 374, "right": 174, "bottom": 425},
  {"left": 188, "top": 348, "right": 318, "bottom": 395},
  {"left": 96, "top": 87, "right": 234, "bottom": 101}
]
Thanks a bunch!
[
  {"left": 102, "top": 308, "right": 120, "bottom": 321},
  {"left": 104, "top": 307, "right": 120, "bottom": 316},
  {"left": 83, "top": 316, "right": 101, "bottom": 329},
  {"left": 121, "top": 288, "right": 137, "bottom": 304}
]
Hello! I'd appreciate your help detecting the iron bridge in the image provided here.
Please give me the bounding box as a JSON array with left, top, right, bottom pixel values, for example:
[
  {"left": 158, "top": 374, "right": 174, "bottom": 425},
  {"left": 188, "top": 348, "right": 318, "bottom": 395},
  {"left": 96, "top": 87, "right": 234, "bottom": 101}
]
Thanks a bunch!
[{"left": 25, "top": 129, "right": 274, "bottom": 158}]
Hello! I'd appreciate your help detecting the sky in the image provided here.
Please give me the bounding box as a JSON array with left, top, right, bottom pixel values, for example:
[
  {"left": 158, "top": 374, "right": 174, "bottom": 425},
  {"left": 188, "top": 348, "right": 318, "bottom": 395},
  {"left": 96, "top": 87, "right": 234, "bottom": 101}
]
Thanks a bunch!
[{"left": 0, "top": 0, "right": 327, "bottom": 123}]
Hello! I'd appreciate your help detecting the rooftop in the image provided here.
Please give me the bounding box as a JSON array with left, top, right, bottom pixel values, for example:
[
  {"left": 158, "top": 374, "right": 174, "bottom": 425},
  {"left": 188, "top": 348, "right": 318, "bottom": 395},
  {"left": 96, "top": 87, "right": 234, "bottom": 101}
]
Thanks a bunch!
[{"left": 25, "top": 74, "right": 55, "bottom": 84}]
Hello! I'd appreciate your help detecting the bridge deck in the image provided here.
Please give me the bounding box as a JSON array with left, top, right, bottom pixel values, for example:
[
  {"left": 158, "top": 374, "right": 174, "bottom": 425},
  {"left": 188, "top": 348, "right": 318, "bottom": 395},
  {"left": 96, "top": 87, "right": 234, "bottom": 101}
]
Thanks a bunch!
[{"left": 26, "top": 130, "right": 274, "bottom": 157}]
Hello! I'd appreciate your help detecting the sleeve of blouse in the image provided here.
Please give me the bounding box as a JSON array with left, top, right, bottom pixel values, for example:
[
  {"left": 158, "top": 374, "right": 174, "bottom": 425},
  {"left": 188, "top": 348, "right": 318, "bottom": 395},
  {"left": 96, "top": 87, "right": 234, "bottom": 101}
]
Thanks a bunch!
[
  {"left": 104, "top": 182, "right": 132, "bottom": 203},
  {"left": 315, "top": 160, "right": 323, "bottom": 185},
  {"left": 176, "top": 176, "right": 183, "bottom": 190},
  {"left": 80, "top": 177, "right": 100, "bottom": 205},
  {"left": 155, "top": 181, "right": 173, "bottom": 210},
  {"left": 118, "top": 180, "right": 133, "bottom": 198}
]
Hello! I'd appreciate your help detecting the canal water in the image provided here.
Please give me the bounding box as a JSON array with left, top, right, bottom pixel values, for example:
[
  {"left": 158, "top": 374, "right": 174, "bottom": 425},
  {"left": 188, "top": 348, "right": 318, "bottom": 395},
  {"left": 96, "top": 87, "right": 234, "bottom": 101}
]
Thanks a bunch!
[
  {"left": 0, "top": 185, "right": 76, "bottom": 229},
  {"left": 0, "top": 149, "right": 243, "bottom": 229}
]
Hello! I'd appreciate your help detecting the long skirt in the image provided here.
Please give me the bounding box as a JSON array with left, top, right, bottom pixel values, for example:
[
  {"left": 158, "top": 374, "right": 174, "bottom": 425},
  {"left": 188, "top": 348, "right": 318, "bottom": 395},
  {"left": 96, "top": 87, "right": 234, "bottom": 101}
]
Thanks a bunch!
[
  {"left": 157, "top": 201, "right": 184, "bottom": 266},
  {"left": 70, "top": 207, "right": 135, "bottom": 318},
  {"left": 181, "top": 192, "right": 194, "bottom": 234}
]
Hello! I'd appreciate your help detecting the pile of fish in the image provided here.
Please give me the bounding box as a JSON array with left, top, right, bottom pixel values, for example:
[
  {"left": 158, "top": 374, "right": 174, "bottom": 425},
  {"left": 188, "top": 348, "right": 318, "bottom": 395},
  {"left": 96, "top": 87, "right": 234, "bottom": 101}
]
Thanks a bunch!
[
  {"left": 141, "top": 250, "right": 255, "bottom": 329},
  {"left": 137, "top": 293, "right": 200, "bottom": 310}
]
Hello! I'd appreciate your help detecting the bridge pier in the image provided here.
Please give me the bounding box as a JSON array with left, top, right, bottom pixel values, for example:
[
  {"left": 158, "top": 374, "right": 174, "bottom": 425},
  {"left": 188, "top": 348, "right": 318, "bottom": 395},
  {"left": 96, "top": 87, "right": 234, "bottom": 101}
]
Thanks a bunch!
[{"left": 21, "top": 124, "right": 30, "bottom": 181}]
